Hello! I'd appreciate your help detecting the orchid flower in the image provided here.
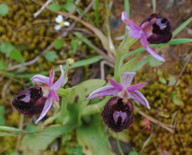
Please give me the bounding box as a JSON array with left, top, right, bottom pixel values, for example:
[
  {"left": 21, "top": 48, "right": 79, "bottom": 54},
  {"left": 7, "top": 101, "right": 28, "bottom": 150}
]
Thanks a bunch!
[
  {"left": 121, "top": 11, "right": 172, "bottom": 62},
  {"left": 88, "top": 72, "right": 150, "bottom": 132},
  {"left": 12, "top": 65, "right": 64, "bottom": 124},
  {"left": 55, "top": 15, "right": 70, "bottom": 31},
  {"left": 88, "top": 72, "right": 150, "bottom": 109}
]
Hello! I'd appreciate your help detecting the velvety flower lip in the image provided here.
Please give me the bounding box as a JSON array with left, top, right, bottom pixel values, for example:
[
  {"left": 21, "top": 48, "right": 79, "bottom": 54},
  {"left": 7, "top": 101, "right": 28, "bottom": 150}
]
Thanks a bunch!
[
  {"left": 101, "top": 97, "right": 133, "bottom": 132},
  {"left": 121, "top": 11, "right": 172, "bottom": 62},
  {"left": 88, "top": 72, "right": 150, "bottom": 109},
  {"left": 31, "top": 65, "right": 64, "bottom": 124},
  {"left": 12, "top": 86, "right": 47, "bottom": 116}
]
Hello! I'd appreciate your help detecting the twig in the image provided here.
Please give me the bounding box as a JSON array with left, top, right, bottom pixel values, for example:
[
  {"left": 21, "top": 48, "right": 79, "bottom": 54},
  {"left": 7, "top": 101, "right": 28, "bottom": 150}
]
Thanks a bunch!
[
  {"left": 134, "top": 106, "right": 174, "bottom": 133},
  {"left": 100, "top": 60, "right": 114, "bottom": 80},
  {"left": 165, "top": 55, "right": 191, "bottom": 108},
  {"left": 6, "top": 43, "right": 54, "bottom": 71},
  {"left": 33, "top": 0, "right": 52, "bottom": 18},
  {"left": 61, "top": 0, "right": 95, "bottom": 38}
]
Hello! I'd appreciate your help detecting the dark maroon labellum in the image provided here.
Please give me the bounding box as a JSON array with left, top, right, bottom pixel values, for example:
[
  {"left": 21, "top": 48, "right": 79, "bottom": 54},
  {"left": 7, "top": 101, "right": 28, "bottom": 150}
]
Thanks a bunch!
[
  {"left": 12, "top": 86, "right": 47, "bottom": 116},
  {"left": 141, "top": 14, "right": 172, "bottom": 44},
  {"left": 101, "top": 97, "right": 134, "bottom": 132}
]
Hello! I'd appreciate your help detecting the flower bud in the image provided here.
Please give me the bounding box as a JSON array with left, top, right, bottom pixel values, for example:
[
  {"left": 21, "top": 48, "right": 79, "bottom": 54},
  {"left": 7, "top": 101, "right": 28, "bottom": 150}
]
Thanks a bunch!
[
  {"left": 101, "top": 97, "right": 134, "bottom": 132},
  {"left": 67, "top": 58, "right": 74, "bottom": 66},
  {"left": 141, "top": 14, "right": 172, "bottom": 44},
  {"left": 12, "top": 86, "right": 47, "bottom": 116}
]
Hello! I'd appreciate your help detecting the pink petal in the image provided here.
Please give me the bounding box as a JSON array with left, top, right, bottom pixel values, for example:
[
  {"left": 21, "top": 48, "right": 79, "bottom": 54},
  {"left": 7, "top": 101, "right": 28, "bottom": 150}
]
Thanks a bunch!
[
  {"left": 50, "top": 89, "right": 59, "bottom": 102},
  {"left": 107, "top": 78, "right": 123, "bottom": 91},
  {"left": 52, "top": 65, "right": 65, "bottom": 91},
  {"left": 127, "top": 82, "right": 147, "bottom": 92},
  {"left": 121, "top": 11, "right": 141, "bottom": 30},
  {"left": 129, "top": 90, "right": 150, "bottom": 109},
  {"left": 121, "top": 11, "right": 141, "bottom": 39},
  {"left": 31, "top": 75, "right": 49, "bottom": 85},
  {"left": 49, "top": 67, "right": 55, "bottom": 86},
  {"left": 140, "top": 34, "right": 165, "bottom": 62},
  {"left": 121, "top": 72, "right": 136, "bottom": 88},
  {"left": 35, "top": 96, "right": 53, "bottom": 124},
  {"left": 88, "top": 85, "right": 119, "bottom": 100}
]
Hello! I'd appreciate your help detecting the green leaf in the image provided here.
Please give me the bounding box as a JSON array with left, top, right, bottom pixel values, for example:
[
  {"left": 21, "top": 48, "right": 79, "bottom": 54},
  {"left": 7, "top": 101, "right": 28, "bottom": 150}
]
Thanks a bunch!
[
  {"left": 0, "top": 131, "right": 16, "bottom": 137},
  {"left": 0, "top": 106, "right": 5, "bottom": 116},
  {"left": 0, "top": 116, "right": 5, "bottom": 125},
  {"left": 66, "top": 145, "right": 83, "bottom": 155},
  {"left": 0, "top": 42, "right": 14, "bottom": 55},
  {"left": 0, "top": 59, "right": 7, "bottom": 71},
  {"left": 21, "top": 124, "right": 76, "bottom": 155},
  {"left": 57, "top": 88, "right": 70, "bottom": 97},
  {"left": 149, "top": 58, "right": 163, "bottom": 67},
  {"left": 0, "top": 126, "right": 25, "bottom": 133},
  {"left": 9, "top": 49, "right": 24, "bottom": 62},
  {"left": 71, "top": 55, "right": 102, "bottom": 68},
  {"left": 53, "top": 39, "right": 63, "bottom": 49},
  {"left": 77, "top": 115, "right": 115, "bottom": 155},
  {"left": 9, "top": 153, "right": 20, "bottom": 155},
  {"left": 48, "top": 3, "right": 62, "bottom": 12},
  {"left": 71, "top": 39, "right": 78, "bottom": 54},
  {"left": 159, "top": 77, "right": 167, "bottom": 84},
  {"left": 44, "top": 51, "right": 58, "bottom": 62},
  {"left": 129, "top": 151, "right": 138, "bottom": 155},
  {"left": 25, "top": 125, "right": 39, "bottom": 133},
  {"left": 168, "top": 76, "right": 180, "bottom": 86},
  {"left": 77, "top": 79, "right": 106, "bottom": 95},
  {"left": 171, "top": 91, "right": 183, "bottom": 106},
  {"left": 63, "top": 2, "right": 74, "bottom": 11},
  {"left": 0, "top": 4, "right": 9, "bottom": 17}
]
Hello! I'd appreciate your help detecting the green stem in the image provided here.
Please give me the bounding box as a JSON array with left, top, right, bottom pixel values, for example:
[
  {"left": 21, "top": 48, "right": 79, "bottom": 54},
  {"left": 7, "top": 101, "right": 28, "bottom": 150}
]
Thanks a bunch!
[
  {"left": 114, "top": 34, "right": 130, "bottom": 81},
  {"left": 117, "top": 134, "right": 124, "bottom": 154}
]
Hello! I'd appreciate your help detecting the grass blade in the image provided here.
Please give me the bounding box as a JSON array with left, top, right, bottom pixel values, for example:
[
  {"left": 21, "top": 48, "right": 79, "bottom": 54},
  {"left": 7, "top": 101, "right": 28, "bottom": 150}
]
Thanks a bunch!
[
  {"left": 122, "top": 38, "right": 192, "bottom": 59},
  {"left": 152, "top": 0, "right": 156, "bottom": 13},
  {"left": 94, "top": 0, "right": 99, "bottom": 27},
  {"left": 0, "top": 126, "right": 25, "bottom": 133},
  {"left": 4, "top": 56, "right": 102, "bottom": 79},
  {"left": 173, "top": 16, "right": 192, "bottom": 37}
]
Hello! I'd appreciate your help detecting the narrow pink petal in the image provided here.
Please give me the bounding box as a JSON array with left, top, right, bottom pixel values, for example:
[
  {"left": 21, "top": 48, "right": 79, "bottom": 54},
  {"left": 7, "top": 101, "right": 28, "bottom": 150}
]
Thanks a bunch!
[
  {"left": 121, "top": 72, "right": 136, "bottom": 89},
  {"left": 121, "top": 11, "right": 141, "bottom": 30},
  {"left": 130, "top": 90, "right": 150, "bottom": 109},
  {"left": 52, "top": 65, "right": 65, "bottom": 91},
  {"left": 107, "top": 78, "right": 123, "bottom": 91},
  {"left": 50, "top": 89, "right": 59, "bottom": 102},
  {"left": 127, "top": 82, "right": 147, "bottom": 92},
  {"left": 31, "top": 75, "right": 49, "bottom": 85},
  {"left": 121, "top": 11, "right": 141, "bottom": 39},
  {"left": 35, "top": 96, "right": 53, "bottom": 124},
  {"left": 49, "top": 67, "right": 55, "bottom": 86},
  {"left": 140, "top": 34, "right": 165, "bottom": 62},
  {"left": 88, "top": 85, "right": 119, "bottom": 100}
]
